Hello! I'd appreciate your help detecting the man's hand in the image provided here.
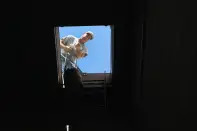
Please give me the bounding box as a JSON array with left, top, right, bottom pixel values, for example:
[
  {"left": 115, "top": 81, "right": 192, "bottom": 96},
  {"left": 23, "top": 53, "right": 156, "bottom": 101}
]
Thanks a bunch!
[
  {"left": 64, "top": 46, "right": 72, "bottom": 52},
  {"left": 74, "top": 43, "right": 88, "bottom": 58},
  {"left": 60, "top": 40, "right": 72, "bottom": 52},
  {"left": 83, "top": 53, "right": 88, "bottom": 57}
]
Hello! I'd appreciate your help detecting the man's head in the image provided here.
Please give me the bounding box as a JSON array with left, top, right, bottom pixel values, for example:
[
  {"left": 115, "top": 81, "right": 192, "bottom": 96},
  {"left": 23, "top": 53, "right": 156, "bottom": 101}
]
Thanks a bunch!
[{"left": 79, "top": 31, "right": 94, "bottom": 44}]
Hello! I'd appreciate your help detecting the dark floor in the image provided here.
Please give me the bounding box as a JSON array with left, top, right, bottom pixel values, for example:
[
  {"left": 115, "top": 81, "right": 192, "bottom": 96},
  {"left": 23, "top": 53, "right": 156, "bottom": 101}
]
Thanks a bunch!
[{"left": 47, "top": 87, "right": 133, "bottom": 131}]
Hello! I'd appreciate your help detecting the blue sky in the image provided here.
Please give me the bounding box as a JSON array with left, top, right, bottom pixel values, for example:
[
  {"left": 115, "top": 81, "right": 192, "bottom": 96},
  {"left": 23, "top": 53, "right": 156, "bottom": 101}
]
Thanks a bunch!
[{"left": 59, "top": 26, "right": 111, "bottom": 73}]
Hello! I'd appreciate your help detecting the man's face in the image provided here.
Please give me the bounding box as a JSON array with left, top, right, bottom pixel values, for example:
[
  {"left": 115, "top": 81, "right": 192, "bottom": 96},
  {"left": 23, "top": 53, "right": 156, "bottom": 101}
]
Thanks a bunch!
[{"left": 80, "top": 33, "right": 91, "bottom": 43}]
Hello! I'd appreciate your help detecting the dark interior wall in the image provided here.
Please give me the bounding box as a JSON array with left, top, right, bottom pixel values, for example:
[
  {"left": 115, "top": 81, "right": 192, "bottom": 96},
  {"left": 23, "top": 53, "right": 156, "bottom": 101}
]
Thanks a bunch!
[
  {"left": 108, "top": 2, "right": 146, "bottom": 126},
  {"left": 141, "top": 0, "right": 197, "bottom": 130},
  {"left": 28, "top": 1, "right": 145, "bottom": 129},
  {"left": 2, "top": 0, "right": 197, "bottom": 130}
]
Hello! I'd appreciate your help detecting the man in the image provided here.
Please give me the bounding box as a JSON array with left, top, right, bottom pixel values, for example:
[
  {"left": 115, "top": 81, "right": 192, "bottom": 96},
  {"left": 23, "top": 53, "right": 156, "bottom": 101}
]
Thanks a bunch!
[
  {"left": 60, "top": 31, "right": 94, "bottom": 120},
  {"left": 60, "top": 31, "right": 94, "bottom": 88}
]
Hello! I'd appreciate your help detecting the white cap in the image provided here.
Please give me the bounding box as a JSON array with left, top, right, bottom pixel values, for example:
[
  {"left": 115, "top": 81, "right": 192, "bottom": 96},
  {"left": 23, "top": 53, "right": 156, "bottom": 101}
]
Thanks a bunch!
[{"left": 85, "top": 31, "right": 94, "bottom": 40}]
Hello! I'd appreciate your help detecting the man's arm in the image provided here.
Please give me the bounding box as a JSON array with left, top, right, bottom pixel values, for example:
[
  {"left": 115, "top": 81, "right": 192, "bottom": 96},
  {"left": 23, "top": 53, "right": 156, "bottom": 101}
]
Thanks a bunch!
[
  {"left": 60, "top": 39, "right": 72, "bottom": 52},
  {"left": 75, "top": 43, "right": 88, "bottom": 58}
]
